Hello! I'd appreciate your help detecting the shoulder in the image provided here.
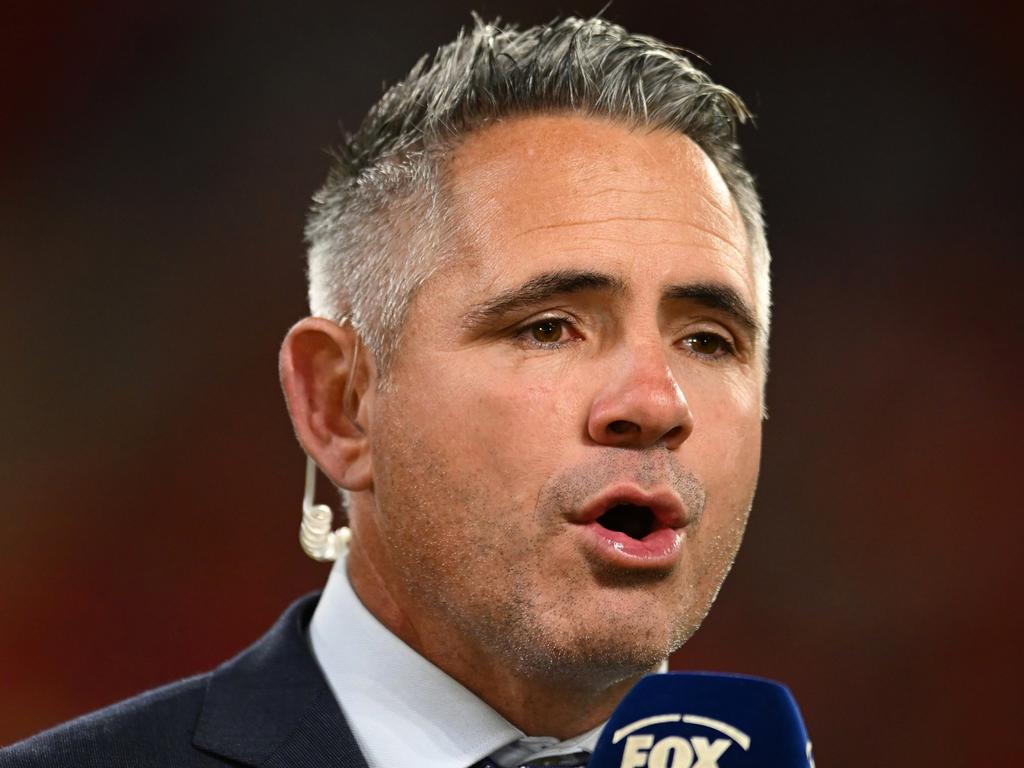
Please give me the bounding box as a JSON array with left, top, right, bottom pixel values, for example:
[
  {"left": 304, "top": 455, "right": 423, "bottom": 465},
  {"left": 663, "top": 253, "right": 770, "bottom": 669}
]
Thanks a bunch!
[
  {"left": 0, "top": 594, "right": 337, "bottom": 768},
  {"left": 0, "top": 673, "right": 219, "bottom": 767}
]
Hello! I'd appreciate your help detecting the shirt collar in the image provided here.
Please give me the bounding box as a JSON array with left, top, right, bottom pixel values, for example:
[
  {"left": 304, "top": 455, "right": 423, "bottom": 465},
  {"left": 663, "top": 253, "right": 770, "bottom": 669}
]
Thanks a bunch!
[
  {"left": 309, "top": 556, "right": 665, "bottom": 768},
  {"left": 489, "top": 725, "right": 603, "bottom": 767}
]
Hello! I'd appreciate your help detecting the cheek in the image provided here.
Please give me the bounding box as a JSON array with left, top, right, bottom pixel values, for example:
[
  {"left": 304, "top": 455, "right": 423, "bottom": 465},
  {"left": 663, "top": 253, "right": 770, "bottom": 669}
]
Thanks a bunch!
[
  {"left": 687, "top": 374, "right": 763, "bottom": 496},
  {"left": 389, "top": 359, "right": 583, "bottom": 503},
  {"left": 472, "top": 374, "right": 581, "bottom": 493}
]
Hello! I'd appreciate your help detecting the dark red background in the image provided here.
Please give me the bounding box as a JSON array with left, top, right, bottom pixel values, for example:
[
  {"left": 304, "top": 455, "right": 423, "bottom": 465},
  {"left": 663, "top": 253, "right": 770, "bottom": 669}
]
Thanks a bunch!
[{"left": 3, "top": 2, "right": 1021, "bottom": 764}]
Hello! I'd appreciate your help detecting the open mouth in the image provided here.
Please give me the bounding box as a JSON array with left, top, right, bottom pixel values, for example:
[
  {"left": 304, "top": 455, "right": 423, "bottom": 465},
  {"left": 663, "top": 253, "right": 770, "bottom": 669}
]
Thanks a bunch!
[
  {"left": 573, "top": 487, "right": 686, "bottom": 563},
  {"left": 596, "top": 503, "right": 658, "bottom": 540}
]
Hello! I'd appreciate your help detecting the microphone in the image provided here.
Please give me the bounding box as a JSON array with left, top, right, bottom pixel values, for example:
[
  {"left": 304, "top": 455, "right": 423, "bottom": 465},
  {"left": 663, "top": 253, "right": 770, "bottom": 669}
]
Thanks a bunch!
[{"left": 588, "top": 672, "right": 814, "bottom": 768}]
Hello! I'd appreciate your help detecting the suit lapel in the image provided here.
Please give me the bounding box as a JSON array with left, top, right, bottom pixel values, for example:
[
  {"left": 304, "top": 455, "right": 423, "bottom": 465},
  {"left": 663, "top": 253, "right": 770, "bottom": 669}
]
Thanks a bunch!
[{"left": 192, "top": 593, "right": 369, "bottom": 768}]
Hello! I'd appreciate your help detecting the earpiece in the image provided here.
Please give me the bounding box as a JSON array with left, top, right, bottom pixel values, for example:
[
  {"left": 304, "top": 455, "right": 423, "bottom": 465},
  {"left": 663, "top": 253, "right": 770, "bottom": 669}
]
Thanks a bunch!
[
  {"left": 299, "top": 455, "right": 350, "bottom": 561},
  {"left": 297, "top": 318, "right": 361, "bottom": 562}
]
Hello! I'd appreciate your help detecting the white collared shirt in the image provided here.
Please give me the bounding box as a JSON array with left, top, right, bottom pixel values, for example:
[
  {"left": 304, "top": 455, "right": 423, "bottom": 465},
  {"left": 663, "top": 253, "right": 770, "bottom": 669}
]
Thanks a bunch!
[{"left": 309, "top": 556, "right": 611, "bottom": 768}]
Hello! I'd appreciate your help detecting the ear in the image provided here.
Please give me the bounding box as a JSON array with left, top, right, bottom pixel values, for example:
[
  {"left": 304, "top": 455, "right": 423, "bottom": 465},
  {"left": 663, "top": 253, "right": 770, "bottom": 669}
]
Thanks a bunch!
[{"left": 279, "top": 317, "right": 376, "bottom": 492}]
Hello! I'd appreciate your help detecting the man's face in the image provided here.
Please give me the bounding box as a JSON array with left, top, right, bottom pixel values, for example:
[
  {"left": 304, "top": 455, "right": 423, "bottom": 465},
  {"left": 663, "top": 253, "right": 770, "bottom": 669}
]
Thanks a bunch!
[{"left": 361, "top": 115, "right": 764, "bottom": 683}]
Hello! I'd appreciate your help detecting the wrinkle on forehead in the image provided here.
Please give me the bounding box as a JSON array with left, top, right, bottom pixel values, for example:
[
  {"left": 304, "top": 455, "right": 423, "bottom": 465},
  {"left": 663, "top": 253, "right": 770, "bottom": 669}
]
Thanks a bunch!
[
  {"left": 547, "top": 186, "right": 667, "bottom": 201},
  {"left": 518, "top": 215, "right": 691, "bottom": 234},
  {"left": 445, "top": 114, "right": 753, "bottom": 297},
  {"left": 514, "top": 216, "right": 747, "bottom": 264}
]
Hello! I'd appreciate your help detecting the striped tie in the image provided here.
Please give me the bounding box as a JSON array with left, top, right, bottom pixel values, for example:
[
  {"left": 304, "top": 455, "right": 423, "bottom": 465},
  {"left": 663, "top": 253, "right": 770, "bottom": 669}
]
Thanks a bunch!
[{"left": 471, "top": 751, "right": 591, "bottom": 768}]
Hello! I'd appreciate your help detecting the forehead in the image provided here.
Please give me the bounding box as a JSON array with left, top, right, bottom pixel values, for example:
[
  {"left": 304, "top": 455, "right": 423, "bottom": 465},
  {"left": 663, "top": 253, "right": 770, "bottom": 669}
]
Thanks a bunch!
[{"left": 441, "top": 113, "right": 753, "bottom": 301}]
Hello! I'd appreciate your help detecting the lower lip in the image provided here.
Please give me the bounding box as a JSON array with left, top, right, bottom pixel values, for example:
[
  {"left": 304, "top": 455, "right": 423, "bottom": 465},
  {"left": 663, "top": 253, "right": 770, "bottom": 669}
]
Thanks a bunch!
[{"left": 577, "top": 521, "right": 683, "bottom": 567}]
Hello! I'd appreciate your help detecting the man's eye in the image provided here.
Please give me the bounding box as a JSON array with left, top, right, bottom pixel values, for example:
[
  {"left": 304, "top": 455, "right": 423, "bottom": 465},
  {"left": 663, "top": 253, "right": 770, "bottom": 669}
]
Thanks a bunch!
[
  {"left": 683, "top": 332, "right": 734, "bottom": 358},
  {"left": 519, "top": 318, "right": 573, "bottom": 346},
  {"left": 530, "top": 319, "right": 566, "bottom": 343}
]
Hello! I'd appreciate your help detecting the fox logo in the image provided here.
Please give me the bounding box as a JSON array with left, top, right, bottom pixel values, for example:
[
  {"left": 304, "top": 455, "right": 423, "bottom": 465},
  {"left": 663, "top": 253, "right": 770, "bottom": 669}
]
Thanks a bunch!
[{"left": 612, "top": 714, "right": 750, "bottom": 768}]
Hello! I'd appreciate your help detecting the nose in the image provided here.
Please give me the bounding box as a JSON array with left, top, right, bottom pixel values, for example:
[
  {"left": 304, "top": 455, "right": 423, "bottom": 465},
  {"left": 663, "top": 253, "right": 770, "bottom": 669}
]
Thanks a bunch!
[{"left": 587, "top": 343, "right": 694, "bottom": 450}]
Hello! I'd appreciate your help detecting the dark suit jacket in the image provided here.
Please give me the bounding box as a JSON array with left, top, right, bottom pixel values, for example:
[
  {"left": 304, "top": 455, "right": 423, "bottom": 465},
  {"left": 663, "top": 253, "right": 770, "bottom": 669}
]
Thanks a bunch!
[{"left": 0, "top": 594, "right": 370, "bottom": 768}]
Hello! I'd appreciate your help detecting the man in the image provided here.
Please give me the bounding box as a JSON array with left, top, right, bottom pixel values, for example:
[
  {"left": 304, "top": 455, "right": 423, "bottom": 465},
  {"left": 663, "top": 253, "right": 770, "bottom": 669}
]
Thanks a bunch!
[{"left": 1, "top": 15, "right": 769, "bottom": 768}]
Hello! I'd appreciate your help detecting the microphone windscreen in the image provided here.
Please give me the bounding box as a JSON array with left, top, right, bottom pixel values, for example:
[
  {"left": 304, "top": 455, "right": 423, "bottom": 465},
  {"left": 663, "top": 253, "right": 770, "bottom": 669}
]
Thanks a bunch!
[{"left": 588, "top": 672, "right": 814, "bottom": 767}]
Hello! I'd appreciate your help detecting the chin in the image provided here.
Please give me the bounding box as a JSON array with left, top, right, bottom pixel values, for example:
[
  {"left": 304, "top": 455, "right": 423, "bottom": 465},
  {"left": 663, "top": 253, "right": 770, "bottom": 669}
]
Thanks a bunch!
[
  {"left": 495, "top": 599, "right": 707, "bottom": 686},
  {"left": 506, "top": 633, "right": 671, "bottom": 689}
]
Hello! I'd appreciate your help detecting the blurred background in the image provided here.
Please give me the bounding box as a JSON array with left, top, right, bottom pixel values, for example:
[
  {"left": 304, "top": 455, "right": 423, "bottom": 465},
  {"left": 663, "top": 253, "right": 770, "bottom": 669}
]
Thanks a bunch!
[{"left": 2, "top": 1, "right": 1021, "bottom": 763}]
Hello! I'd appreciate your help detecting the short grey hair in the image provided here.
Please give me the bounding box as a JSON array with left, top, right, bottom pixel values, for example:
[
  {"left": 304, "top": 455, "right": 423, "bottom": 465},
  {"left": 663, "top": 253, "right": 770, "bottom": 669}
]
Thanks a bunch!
[{"left": 306, "top": 15, "right": 770, "bottom": 374}]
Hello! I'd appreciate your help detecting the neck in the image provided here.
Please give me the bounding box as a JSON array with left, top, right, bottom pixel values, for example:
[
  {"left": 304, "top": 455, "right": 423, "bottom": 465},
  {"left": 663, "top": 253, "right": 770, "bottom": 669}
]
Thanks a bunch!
[{"left": 345, "top": 537, "right": 651, "bottom": 739}]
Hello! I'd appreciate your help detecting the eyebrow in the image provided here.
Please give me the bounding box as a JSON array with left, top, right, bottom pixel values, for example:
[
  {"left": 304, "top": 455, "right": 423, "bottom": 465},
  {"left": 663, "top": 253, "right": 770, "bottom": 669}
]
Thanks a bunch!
[
  {"left": 663, "top": 282, "right": 763, "bottom": 341},
  {"left": 460, "top": 269, "right": 626, "bottom": 328},
  {"left": 460, "top": 269, "right": 762, "bottom": 343}
]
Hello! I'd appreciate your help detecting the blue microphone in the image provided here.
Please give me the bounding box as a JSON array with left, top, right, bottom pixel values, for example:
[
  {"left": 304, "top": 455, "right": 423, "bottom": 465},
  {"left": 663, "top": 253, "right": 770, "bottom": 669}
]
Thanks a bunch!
[{"left": 588, "top": 672, "right": 815, "bottom": 767}]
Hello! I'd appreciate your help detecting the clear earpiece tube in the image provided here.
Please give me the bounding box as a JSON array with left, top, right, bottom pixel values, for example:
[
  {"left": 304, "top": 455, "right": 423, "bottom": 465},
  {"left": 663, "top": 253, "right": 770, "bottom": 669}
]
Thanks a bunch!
[{"left": 299, "top": 456, "right": 350, "bottom": 561}]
